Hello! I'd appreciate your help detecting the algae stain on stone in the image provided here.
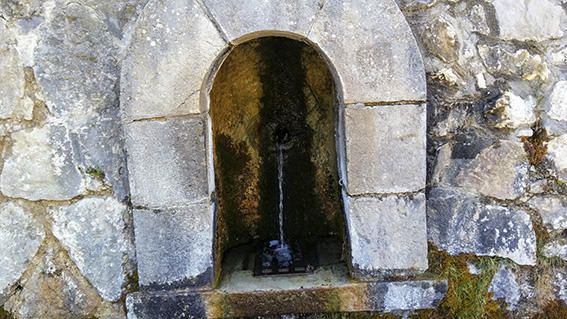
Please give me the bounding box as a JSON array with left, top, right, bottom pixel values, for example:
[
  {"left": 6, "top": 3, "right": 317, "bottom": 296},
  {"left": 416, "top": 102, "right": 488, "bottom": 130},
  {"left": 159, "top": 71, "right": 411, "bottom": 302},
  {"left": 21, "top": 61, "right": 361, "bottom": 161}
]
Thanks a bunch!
[{"left": 210, "top": 36, "right": 344, "bottom": 272}]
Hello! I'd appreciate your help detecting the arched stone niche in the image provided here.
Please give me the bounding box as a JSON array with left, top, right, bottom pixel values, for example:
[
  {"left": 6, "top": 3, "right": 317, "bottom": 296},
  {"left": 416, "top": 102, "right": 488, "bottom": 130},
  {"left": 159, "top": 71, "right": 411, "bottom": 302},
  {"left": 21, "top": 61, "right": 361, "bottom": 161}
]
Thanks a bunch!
[{"left": 121, "top": 0, "right": 428, "bottom": 292}]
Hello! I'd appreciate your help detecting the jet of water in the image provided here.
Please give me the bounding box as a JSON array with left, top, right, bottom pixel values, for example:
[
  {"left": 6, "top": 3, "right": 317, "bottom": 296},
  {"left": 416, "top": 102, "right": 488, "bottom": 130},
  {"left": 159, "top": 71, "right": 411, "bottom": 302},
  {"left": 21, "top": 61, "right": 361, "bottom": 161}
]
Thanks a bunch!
[{"left": 277, "top": 141, "right": 285, "bottom": 248}]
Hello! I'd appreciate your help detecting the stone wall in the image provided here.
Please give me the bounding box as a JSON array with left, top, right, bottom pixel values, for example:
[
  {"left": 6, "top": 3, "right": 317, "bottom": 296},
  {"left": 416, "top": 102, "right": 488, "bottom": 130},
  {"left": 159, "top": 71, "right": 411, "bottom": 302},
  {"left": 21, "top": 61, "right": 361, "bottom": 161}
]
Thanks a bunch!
[{"left": 0, "top": 0, "right": 565, "bottom": 318}]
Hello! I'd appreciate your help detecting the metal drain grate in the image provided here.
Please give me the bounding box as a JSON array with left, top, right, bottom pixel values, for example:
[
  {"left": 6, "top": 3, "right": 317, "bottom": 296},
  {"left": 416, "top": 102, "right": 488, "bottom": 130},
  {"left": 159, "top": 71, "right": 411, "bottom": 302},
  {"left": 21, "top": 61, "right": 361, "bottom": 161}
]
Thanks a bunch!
[{"left": 253, "top": 241, "right": 309, "bottom": 276}]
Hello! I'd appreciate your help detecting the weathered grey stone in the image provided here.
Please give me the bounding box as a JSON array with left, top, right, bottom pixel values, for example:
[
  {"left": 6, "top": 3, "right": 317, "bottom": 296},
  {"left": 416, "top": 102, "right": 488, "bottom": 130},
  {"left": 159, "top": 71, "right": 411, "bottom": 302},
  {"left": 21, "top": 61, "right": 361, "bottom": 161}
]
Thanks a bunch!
[
  {"left": 489, "top": 265, "right": 520, "bottom": 310},
  {"left": 493, "top": 0, "right": 564, "bottom": 41},
  {"left": 428, "top": 188, "right": 537, "bottom": 265},
  {"left": 133, "top": 203, "right": 213, "bottom": 289},
  {"left": 543, "top": 240, "right": 567, "bottom": 261},
  {"left": 466, "top": 4, "right": 491, "bottom": 35},
  {"left": 126, "top": 280, "right": 447, "bottom": 317},
  {"left": 347, "top": 193, "right": 428, "bottom": 276},
  {"left": 548, "top": 81, "right": 567, "bottom": 123},
  {"left": 4, "top": 244, "right": 100, "bottom": 319},
  {"left": 81, "top": 0, "right": 150, "bottom": 38},
  {"left": 478, "top": 44, "right": 549, "bottom": 81},
  {"left": 382, "top": 280, "right": 448, "bottom": 312},
  {"left": 0, "top": 19, "right": 33, "bottom": 120},
  {"left": 34, "top": 2, "right": 130, "bottom": 200},
  {"left": 124, "top": 118, "right": 208, "bottom": 208},
  {"left": 555, "top": 270, "right": 567, "bottom": 305},
  {"left": 455, "top": 141, "right": 529, "bottom": 200},
  {"left": 0, "top": 125, "right": 86, "bottom": 201},
  {"left": 309, "top": 0, "right": 426, "bottom": 103},
  {"left": 0, "top": 202, "right": 44, "bottom": 301},
  {"left": 35, "top": 2, "right": 117, "bottom": 120},
  {"left": 50, "top": 197, "right": 129, "bottom": 301},
  {"left": 548, "top": 134, "right": 567, "bottom": 181},
  {"left": 0, "top": 0, "right": 44, "bottom": 19},
  {"left": 121, "top": 0, "right": 226, "bottom": 120},
  {"left": 527, "top": 196, "right": 567, "bottom": 232},
  {"left": 203, "top": 0, "right": 321, "bottom": 43},
  {"left": 126, "top": 291, "right": 207, "bottom": 319},
  {"left": 345, "top": 104, "right": 426, "bottom": 195},
  {"left": 432, "top": 129, "right": 498, "bottom": 186}
]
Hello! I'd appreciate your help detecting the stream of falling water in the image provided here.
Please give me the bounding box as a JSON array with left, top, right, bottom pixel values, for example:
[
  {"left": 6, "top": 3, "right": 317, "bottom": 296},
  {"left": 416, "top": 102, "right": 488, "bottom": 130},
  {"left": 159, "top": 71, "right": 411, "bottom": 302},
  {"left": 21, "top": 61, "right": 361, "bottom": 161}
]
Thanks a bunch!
[{"left": 277, "top": 141, "right": 285, "bottom": 248}]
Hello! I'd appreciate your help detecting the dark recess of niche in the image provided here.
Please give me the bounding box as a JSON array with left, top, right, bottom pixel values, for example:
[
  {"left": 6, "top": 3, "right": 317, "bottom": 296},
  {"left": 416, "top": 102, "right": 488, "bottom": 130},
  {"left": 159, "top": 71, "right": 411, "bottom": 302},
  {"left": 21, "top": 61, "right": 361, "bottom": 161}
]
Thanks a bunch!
[{"left": 210, "top": 36, "right": 344, "bottom": 269}]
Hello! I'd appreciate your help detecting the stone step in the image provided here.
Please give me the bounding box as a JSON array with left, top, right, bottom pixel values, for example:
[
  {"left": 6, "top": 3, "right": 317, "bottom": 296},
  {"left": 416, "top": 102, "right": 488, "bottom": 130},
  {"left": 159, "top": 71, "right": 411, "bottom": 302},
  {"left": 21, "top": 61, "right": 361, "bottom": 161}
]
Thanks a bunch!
[{"left": 126, "top": 280, "right": 447, "bottom": 318}]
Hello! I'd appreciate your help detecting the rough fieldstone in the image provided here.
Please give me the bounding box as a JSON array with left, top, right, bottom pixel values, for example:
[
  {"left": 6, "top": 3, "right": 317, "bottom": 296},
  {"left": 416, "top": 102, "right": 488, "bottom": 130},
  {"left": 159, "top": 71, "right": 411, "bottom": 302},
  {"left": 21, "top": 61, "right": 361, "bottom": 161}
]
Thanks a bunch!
[
  {"left": 203, "top": 0, "right": 322, "bottom": 43},
  {"left": 478, "top": 44, "right": 548, "bottom": 81},
  {"left": 35, "top": 2, "right": 118, "bottom": 121},
  {"left": 548, "top": 81, "right": 567, "bottom": 122},
  {"left": 489, "top": 265, "right": 521, "bottom": 310},
  {"left": 121, "top": 0, "right": 226, "bottom": 120},
  {"left": 548, "top": 134, "right": 567, "bottom": 181},
  {"left": 347, "top": 193, "right": 428, "bottom": 276},
  {"left": 543, "top": 240, "right": 567, "bottom": 261},
  {"left": 0, "top": 202, "right": 44, "bottom": 301},
  {"left": 133, "top": 203, "right": 213, "bottom": 289},
  {"left": 125, "top": 118, "right": 208, "bottom": 209},
  {"left": 345, "top": 104, "right": 426, "bottom": 195},
  {"left": 0, "top": 0, "right": 44, "bottom": 19},
  {"left": 4, "top": 245, "right": 100, "bottom": 319},
  {"left": 0, "top": 125, "right": 86, "bottom": 201},
  {"left": 527, "top": 196, "right": 567, "bottom": 232},
  {"left": 428, "top": 188, "right": 537, "bottom": 265},
  {"left": 382, "top": 280, "right": 448, "bottom": 312},
  {"left": 309, "top": 0, "right": 426, "bottom": 103},
  {"left": 486, "top": 91, "right": 536, "bottom": 129},
  {"left": 555, "top": 271, "right": 567, "bottom": 305},
  {"left": 50, "top": 197, "right": 129, "bottom": 301},
  {"left": 455, "top": 141, "right": 529, "bottom": 200},
  {"left": 34, "top": 2, "right": 130, "bottom": 200},
  {"left": 493, "top": 0, "right": 564, "bottom": 41},
  {"left": 0, "top": 19, "right": 33, "bottom": 120},
  {"left": 420, "top": 14, "right": 460, "bottom": 63}
]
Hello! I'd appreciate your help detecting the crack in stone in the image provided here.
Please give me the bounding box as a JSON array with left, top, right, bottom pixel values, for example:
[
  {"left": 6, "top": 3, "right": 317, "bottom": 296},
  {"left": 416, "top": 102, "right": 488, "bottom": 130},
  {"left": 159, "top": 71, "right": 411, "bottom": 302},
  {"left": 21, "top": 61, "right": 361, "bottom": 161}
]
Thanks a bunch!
[
  {"left": 126, "top": 113, "right": 203, "bottom": 124},
  {"left": 345, "top": 100, "right": 426, "bottom": 108},
  {"left": 197, "top": 0, "right": 231, "bottom": 44}
]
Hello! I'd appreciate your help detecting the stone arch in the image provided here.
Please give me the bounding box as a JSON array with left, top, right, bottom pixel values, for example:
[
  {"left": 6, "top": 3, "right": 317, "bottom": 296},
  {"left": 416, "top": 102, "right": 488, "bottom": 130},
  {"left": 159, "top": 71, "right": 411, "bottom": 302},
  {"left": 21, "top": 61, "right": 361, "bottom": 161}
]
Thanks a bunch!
[{"left": 121, "top": 0, "right": 427, "bottom": 290}]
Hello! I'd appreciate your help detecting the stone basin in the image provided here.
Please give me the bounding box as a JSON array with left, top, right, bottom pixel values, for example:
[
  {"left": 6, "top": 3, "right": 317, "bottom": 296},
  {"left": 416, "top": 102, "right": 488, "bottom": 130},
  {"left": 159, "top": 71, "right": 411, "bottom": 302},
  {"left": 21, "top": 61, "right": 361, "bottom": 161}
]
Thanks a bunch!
[{"left": 127, "top": 263, "right": 447, "bottom": 318}]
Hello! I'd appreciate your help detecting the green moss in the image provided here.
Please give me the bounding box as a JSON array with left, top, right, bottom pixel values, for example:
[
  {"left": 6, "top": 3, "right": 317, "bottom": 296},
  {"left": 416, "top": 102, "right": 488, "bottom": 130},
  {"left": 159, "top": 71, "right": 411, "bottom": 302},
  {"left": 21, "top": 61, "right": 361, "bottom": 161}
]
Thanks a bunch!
[
  {"left": 413, "top": 245, "right": 506, "bottom": 319},
  {"left": 86, "top": 166, "right": 105, "bottom": 180},
  {"left": 0, "top": 307, "right": 14, "bottom": 319},
  {"left": 532, "top": 300, "right": 567, "bottom": 319}
]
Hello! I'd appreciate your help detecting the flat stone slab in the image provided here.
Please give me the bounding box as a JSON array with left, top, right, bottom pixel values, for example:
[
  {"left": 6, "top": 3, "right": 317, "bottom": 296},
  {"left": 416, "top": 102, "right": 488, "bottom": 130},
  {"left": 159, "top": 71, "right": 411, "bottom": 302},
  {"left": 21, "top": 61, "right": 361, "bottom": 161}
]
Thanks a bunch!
[
  {"left": 121, "top": 0, "right": 227, "bottom": 120},
  {"left": 309, "top": 0, "right": 426, "bottom": 103},
  {"left": 50, "top": 197, "right": 129, "bottom": 301},
  {"left": 203, "top": 0, "right": 320, "bottom": 43},
  {"left": 344, "top": 103, "right": 426, "bottom": 195},
  {"left": 455, "top": 140, "right": 529, "bottom": 200},
  {"left": 428, "top": 188, "right": 537, "bottom": 265},
  {"left": 133, "top": 203, "right": 213, "bottom": 290},
  {"left": 126, "top": 279, "right": 447, "bottom": 318},
  {"left": 347, "top": 193, "right": 428, "bottom": 277},
  {"left": 0, "top": 124, "right": 86, "bottom": 201},
  {"left": 0, "top": 202, "right": 44, "bottom": 301},
  {"left": 124, "top": 118, "right": 208, "bottom": 209},
  {"left": 493, "top": 0, "right": 564, "bottom": 41}
]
